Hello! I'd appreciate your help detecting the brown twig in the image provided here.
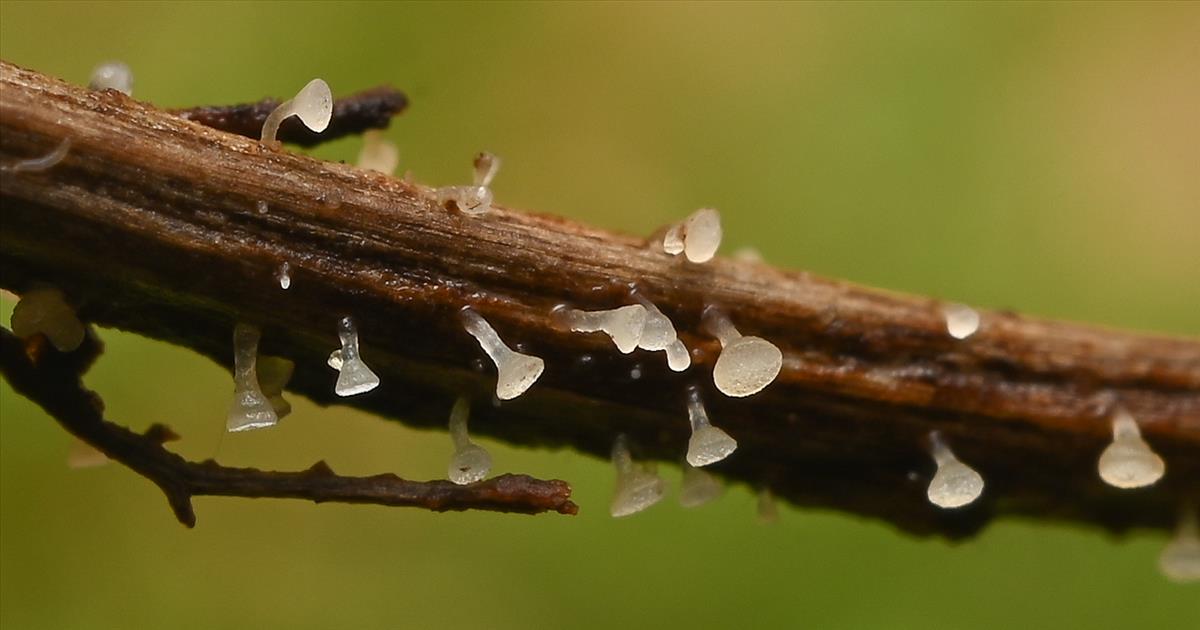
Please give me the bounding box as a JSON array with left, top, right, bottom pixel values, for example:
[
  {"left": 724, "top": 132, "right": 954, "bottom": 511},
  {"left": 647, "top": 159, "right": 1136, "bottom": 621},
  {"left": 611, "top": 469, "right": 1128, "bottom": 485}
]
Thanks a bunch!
[
  {"left": 170, "top": 86, "right": 408, "bottom": 147},
  {"left": 0, "top": 328, "right": 578, "bottom": 524},
  {"left": 1, "top": 60, "right": 1198, "bottom": 538}
]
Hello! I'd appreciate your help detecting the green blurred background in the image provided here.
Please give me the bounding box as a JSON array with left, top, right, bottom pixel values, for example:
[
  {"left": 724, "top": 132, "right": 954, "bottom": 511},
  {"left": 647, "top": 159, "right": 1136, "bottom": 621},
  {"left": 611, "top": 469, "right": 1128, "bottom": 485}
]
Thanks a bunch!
[{"left": 2, "top": 2, "right": 1197, "bottom": 628}]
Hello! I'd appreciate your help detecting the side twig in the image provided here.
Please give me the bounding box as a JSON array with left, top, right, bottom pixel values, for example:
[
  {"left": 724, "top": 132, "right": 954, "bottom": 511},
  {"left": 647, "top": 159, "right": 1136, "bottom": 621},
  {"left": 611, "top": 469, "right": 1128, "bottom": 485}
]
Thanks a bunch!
[{"left": 0, "top": 328, "right": 578, "bottom": 524}]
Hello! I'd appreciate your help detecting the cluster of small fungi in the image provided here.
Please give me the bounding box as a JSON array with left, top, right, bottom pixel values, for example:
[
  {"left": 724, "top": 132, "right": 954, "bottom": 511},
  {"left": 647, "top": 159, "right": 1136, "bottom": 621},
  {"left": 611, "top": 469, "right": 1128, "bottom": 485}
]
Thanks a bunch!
[{"left": 3, "top": 64, "right": 1196, "bottom": 583}]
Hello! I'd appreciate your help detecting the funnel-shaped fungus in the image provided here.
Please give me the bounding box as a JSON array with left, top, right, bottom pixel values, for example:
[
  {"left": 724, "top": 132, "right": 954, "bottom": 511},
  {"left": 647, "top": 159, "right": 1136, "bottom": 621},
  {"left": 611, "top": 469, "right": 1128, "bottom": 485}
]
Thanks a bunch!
[
  {"left": 679, "top": 463, "right": 724, "bottom": 508},
  {"left": 356, "top": 130, "right": 399, "bottom": 175},
  {"left": 943, "top": 302, "right": 980, "bottom": 340},
  {"left": 1098, "top": 408, "right": 1165, "bottom": 489},
  {"left": 257, "top": 355, "right": 295, "bottom": 419},
  {"left": 632, "top": 295, "right": 690, "bottom": 371},
  {"left": 435, "top": 151, "right": 501, "bottom": 216},
  {"left": 226, "top": 323, "right": 278, "bottom": 432},
  {"left": 1160, "top": 505, "right": 1200, "bottom": 583},
  {"left": 926, "top": 431, "right": 984, "bottom": 509},
  {"left": 610, "top": 434, "right": 665, "bottom": 518},
  {"left": 11, "top": 287, "right": 85, "bottom": 352},
  {"left": 277, "top": 261, "right": 291, "bottom": 290},
  {"left": 461, "top": 307, "right": 544, "bottom": 400},
  {"left": 554, "top": 304, "right": 647, "bottom": 354},
  {"left": 446, "top": 397, "right": 492, "bottom": 485},
  {"left": 260, "top": 78, "right": 333, "bottom": 145},
  {"left": 702, "top": 306, "right": 782, "bottom": 397},
  {"left": 684, "top": 386, "right": 738, "bottom": 467},
  {"left": 332, "top": 316, "right": 380, "bottom": 397},
  {"left": 88, "top": 61, "right": 133, "bottom": 95},
  {"left": 757, "top": 488, "right": 779, "bottom": 523},
  {"left": 660, "top": 208, "right": 722, "bottom": 263}
]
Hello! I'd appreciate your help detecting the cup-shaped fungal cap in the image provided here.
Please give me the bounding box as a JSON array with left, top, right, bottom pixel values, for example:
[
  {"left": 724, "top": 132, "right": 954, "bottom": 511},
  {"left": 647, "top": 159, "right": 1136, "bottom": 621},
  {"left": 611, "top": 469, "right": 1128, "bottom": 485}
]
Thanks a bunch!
[
  {"left": 257, "top": 356, "right": 295, "bottom": 419},
  {"left": 227, "top": 323, "right": 278, "bottom": 432},
  {"left": 662, "top": 222, "right": 685, "bottom": 256},
  {"left": 926, "top": 432, "right": 984, "bottom": 509},
  {"left": 89, "top": 61, "right": 133, "bottom": 95},
  {"left": 679, "top": 463, "right": 724, "bottom": 508},
  {"left": 943, "top": 302, "right": 981, "bottom": 340},
  {"left": 462, "top": 308, "right": 545, "bottom": 400},
  {"left": 703, "top": 307, "right": 782, "bottom": 397},
  {"left": 327, "top": 349, "right": 343, "bottom": 370},
  {"left": 447, "top": 397, "right": 492, "bottom": 485},
  {"left": 473, "top": 152, "right": 501, "bottom": 187},
  {"left": 685, "top": 387, "right": 738, "bottom": 467},
  {"left": 356, "top": 130, "right": 400, "bottom": 175},
  {"left": 757, "top": 488, "right": 780, "bottom": 523},
  {"left": 436, "top": 185, "right": 493, "bottom": 216},
  {"left": 556, "top": 304, "right": 647, "bottom": 354},
  {"left": 11, "top": 287, "right": 86, "bottom": 352},
  {"left": 1159, "top": 506, "right": 1200, "bottom": 583},
  {"left": 683, "top": 208, "right": 722, "bottom": 263},
  {"left": 610, "top": 435, "right": 666, "bottom": 518},
  {"left": 260, "top": 78, "right": 333, "bottom": 144},
  {"left": 334, "top": 316, "right": 381, "bottom": 397},
  {"left": 67, "top": 438, "right": 109, "bottom": 469},
  {"left": 1098, "top": 409, "right": 1165, "bottom": 489}
]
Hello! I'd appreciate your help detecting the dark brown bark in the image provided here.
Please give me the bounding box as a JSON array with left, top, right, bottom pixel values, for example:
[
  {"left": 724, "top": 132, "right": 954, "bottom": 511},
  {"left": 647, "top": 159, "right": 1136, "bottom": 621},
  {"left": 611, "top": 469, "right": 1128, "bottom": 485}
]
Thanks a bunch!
[{"left": 2, "top": 60, "right": 1197, "bottom": 538}]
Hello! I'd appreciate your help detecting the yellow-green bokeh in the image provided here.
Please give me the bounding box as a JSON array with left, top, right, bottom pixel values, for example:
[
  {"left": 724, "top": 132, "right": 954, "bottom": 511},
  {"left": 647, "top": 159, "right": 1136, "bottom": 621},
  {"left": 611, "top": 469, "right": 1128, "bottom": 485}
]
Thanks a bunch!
[{"left": 2, "top": 2, "right": 1197, "bottom": 629}]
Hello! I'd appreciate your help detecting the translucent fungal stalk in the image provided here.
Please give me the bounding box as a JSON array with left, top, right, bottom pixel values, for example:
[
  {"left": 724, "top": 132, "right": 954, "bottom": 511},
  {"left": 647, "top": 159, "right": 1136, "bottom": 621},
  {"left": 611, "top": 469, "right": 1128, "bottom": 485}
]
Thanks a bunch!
[
  {"left": 684, "top": 386, "right": 738, "bottom": 467},
  {"left": 702, "top": 307, "right": 782, "bottom": 397},
  {"left": 333, "top": 316, "right": 381, "bottom": 397},
  {"left": 446, "top": 397, "right": 492, "bottom": 485},
  {"left": 10, "top": 287, "right": 85, "bottom": 352},
  {"left": 610, "top": 434, "right": 665, "bottom": 518},
  {"left": 277, "top": 261, "right": 291, "bottom": 290},
  {"left": 1097, "top": 408, "right": 1165, "bottom": 489},
  {"left": 356, "top": 130, "right": 399, "bottom": 175},
  {"left": 926, "top": 431, "right": 984, "bottom": 509},
  {"left": 757, "top": 488, "right": 779, "bottom": 523},
  {"left": 1159, "top": 504, "right": 1200, "bottom": 583},
  {"left": 435, "top": 151, "right": 501, "bottom": 216},
  {"left": 554, "top": 304, "right": 647, "bottom": 354},
  {"left": 226, "top": 323, "right": 278, "bottom": 432},
  {"left": 943, "top": 302, "right": 980, "bottom": 340},
  {"left": 631, "top": 295, "right": 691, "bottom": 371},
  {"left": 260, "top": 78, "right": 333, "bottom": 145},
  {"left": 3, "top": 138, "right": 71, "bottom": 174},
  {"left": 88, "top": 61, "right": 133, "bottom": 95},
  {"left": 659, "top": 208, "right": 722, "bottom": 263},
  {"left": 257, "top": 355, "right": 295, "bottom": 419},
  {"left": 461, "top": 308, "right": 544, "bottom": 400},
  {"left": 67, "top": 438, "right": 109, "bottom": 469},
  {"left": 679, "top": 463, "right": 724, "bottom": 508}
]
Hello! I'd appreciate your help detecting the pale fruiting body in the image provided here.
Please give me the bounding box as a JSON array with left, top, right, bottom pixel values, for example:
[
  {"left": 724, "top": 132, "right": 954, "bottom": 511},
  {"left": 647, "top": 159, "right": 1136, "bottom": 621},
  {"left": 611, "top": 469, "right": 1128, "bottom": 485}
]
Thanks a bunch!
[
  {"left": 462, "top": 308, "right": 544, "bottom": 400},
  {"left": 943, "top": 303, "right": 980, "bottom": 340},
  {"left": 356, "top": 130, "right": 399, "bottom": 175},
  {"left": 88, "top": 61, "right": 133, "bottom": 95},
  {"left": 227, "top": 323, "right": 278, "bottom": 432},
  {"left": 684, "top": 386, "right": 737, "bottom": 467},
  {"left": 11, "top": 287, "right": 85, "bottom": 352},
  {"left": 333, "top": 316, "right": 381, "bottom": 397},
  {"left": 702, "top": 307, "right": 781, "bottom": 397},
  {"left": 1098, "top": 409, "right": 1164, "bottom": 489},
  {"left": 447, "top": 397, "right": 492, "bottom": 485},
  {"left": 260, "top": 78, "right": 333, "bottom": 145},
  {"left": 926, "top": 431, "right": 984, "bottom": 509},
  {"left": 679, "top": 464, "right": 724, "bottom": 508},
  {"left": 556, "top": 304, "right": 647, "bottom": 354},
  {"left": 610, "top": 435, "right": 665, "bottom": 517}
]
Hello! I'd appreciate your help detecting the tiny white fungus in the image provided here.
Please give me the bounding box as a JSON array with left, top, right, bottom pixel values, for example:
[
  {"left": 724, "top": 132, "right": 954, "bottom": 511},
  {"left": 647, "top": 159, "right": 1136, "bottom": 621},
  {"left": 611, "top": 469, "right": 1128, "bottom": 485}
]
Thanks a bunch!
[
  {"left": 555, "top": 304, "right": 647, "bottom": 354},
  {"left": 356, "top": 130, "right": 399, "bottom": 175},
  {"left": 679, "top": 463, "right": 724, "bottom": 508},
  {"left": 256, "top": 355, "right": 295, "bottom": 419},
  {"left": 434, "top": 151, "right": 501, "bottom": 216},
  {"left": 610, "top": 434, "right": 665, "bottom": 518},
  {"left": 11, "top": 287, "right": 85, "bottom": 352},
  {"left": 333, "top": 316, "right": 381, "bottom": 396},
  {"left": 461, "top": 307, "right": 544, "bottom": 400},
  {"left": 277, "top": 261, "right": 291, "bottom": 290},
  {"left": 757, "top": 488, "right": 780, "bottom": 523},
  {"left": 1098, "top": 408, "right": 1165, "bottom": 489},
  {"left": 67, "top": 438, "right": 109, "bottom": 469},
  {"left": 88, "top": 61, "right": 133, "bottom": 95},
  {"left": 631, "top": 294, "right": 690, "bottom": 371},
  {"left": 1159, "top": 505, "right": 1200, "bottom": 583},
  {"left": 327, "top": 349, "right": 343, "bottom": 370},
  {"left": 226, "top": 323, "right": 278, "bottom": 432},
  {"left": 658, "top": 208, "right": 722, "bottom": 263},
  {"left": 684, "top": 385, "right": 738, "bottom": 467},
  {"left": 446, "top": 396, "right": 492, "bottom": 485},
  {"left": 260, "top": 78, "right": 333, "bottom": 145},
  {"left": 3, "top": 138, "right": 72, "bottom": 174},
  {"left": 256, "top": 200, "right": 269, "bottom": 214},
  {"left": 662, "top": 223, "right": 685, "bottom": 256},
  {"left": 926, "top": 431, "right": 984, "bottom": 509},
  {"left": 665, "top": 339, "right": 692, "bottom": 372},
  {"left": 943, "top": 302, "right": 981, "bottom": 340},
  {"left": 702, "top": 307, "right": 782, "bottom": 398}
]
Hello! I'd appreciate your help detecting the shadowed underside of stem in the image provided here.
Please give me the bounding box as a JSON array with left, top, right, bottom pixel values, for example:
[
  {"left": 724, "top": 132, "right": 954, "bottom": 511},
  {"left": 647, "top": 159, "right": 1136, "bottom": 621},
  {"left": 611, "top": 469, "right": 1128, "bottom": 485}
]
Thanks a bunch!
[{"left": 1, "top": 60, "right": 1198, "bottom": 538}]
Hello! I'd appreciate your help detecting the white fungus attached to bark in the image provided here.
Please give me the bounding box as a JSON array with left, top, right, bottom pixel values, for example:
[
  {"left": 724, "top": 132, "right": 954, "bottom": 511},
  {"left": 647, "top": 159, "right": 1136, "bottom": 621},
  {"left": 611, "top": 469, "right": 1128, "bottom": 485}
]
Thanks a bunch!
[
  {"left": 226, "top": 323, "right": 278, "bottom": 432},
  {"left": 679, "top": 463, "right": 724, "bottom": 508},
  {"left": 327, "top": 349, "right": 343, "bottom": 371},
  {"left": 660, "top": 208, "right": 722, "bottom": 263},
  {"left": 926, "top": 431, "right": 984, "bottom": 509},
  {"left": 356, "top": 130, "right": 399, "bottom": 175},
  {"left": 333, "top": 316, "right": 381, "bottom": 397},
  {"left": 461, "top": 307, "right": 544, "bottom": 400},
  {"left": 435, "top": 151, "right": 500, "bottom": 216},
  {"left": 1160, "top": 505, "right": 1200, "bottom": 583},
  {"left": 3, "top": 138, "right": 72, "bottom": 174},
  {"left": 632, "top": 294, "right": 690, "bottom": 371},
  {"left": 260, "top": 78, "right": 333, "bottom": 145},
  {"left": 277, "top": 261, "right": 291, "bottom": 290},
  {"left": 610, "top": 434, "right": 665, "bottom": 518},
  {"left": 702, "top": 307, "right": 782, "bottom": 397},
  {"left": 88, "top": 61, "right": 133, "bottom": 95},
  {"left": 684, "top": 385, "right": 738, "bottom": 467},
  {"left": 943, "top": 302, "right": 980, "bottom": 340},
  {"left": 446, "top": 397, "right": 492, "bottom": 485},
  {"left": 554, "top": 304, "right": 647, "bottom": 354},
  {"left": 11, "top": 287, "right": 85, "bottom": 352},
  {"left": 1098, "top": 408, "right": 1165, "bottom": 489}
]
